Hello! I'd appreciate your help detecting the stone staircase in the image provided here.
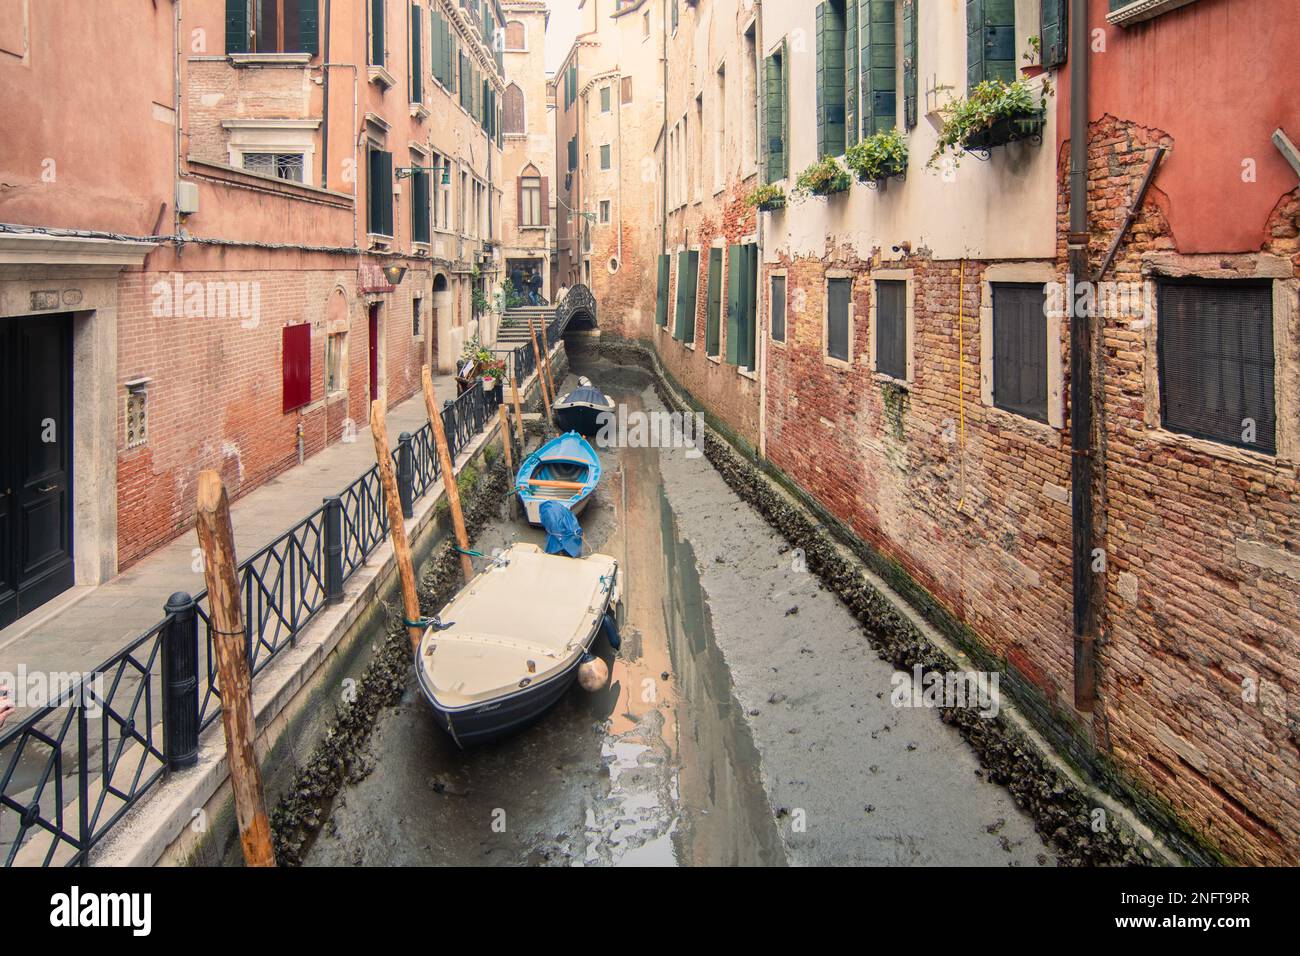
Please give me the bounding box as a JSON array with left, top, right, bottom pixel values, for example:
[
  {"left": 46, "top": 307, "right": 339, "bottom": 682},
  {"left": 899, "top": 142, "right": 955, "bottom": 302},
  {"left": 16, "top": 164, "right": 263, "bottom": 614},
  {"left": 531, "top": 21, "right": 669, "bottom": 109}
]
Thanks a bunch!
[{"left": 496, "top": 305, "right": 558, "bottom": 346}]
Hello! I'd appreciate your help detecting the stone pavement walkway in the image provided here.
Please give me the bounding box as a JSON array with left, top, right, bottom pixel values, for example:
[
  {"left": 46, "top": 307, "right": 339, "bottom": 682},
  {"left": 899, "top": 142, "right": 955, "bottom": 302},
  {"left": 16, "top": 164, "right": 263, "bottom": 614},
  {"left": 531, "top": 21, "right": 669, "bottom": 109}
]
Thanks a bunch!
[{"left": 0, "top": 378, "right": 458, "bottom": 685}]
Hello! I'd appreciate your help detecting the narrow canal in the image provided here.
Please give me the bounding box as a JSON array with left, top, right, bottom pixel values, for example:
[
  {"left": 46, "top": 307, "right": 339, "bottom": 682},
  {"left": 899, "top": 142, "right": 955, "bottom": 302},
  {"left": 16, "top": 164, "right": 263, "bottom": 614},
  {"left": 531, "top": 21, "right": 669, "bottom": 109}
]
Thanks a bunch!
[{"left": 305, "top": 353, "right": 1053, "bottom": 867}]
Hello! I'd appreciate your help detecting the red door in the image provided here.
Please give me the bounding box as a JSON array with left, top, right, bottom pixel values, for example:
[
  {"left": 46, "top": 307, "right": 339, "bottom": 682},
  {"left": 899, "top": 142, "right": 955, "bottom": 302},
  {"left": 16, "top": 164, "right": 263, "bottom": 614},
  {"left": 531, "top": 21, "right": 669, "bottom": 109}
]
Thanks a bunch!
[{"left": 368, "top": 304, "right": 379, "bottom": 404}]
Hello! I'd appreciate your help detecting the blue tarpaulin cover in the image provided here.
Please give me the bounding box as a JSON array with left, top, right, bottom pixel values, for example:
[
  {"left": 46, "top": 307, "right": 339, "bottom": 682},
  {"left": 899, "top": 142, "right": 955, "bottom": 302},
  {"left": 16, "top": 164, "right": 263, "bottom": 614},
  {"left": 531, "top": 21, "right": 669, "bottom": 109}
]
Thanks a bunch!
[{"left": 540, "top": 500, "right": 584, "bottom": 557}]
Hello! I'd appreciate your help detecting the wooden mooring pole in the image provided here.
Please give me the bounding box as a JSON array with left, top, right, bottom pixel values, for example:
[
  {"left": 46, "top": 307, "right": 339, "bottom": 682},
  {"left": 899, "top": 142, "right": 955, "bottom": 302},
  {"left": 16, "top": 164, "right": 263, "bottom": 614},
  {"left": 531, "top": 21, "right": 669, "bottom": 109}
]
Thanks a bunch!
[
  {"left": 527, "top": 315, "right": 552, "bottom": 418},
  {"left": 509, "top": 375, "right": 525, "bottom": 445},
  {"left": 369, "top": 400, "right": 425, "bottom": 654},
  {"left": 422, "top": 366, "right": 475, "bottom": 584},
  {"left": 194, "top": 470, "right": 276, "bottom": 868},
  {"left": 498, "top": 404, "right": 514, "bottom": 474}
]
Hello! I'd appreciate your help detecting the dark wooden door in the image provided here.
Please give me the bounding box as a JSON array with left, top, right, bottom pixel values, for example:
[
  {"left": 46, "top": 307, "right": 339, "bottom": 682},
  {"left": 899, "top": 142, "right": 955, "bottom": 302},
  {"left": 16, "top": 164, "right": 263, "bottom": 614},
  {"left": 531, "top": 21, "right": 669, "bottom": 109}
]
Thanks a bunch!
[
  {"left": 368, "top": 304, "right": 379, "bottom": 404},
  {"left": 0, "top": 313, "right": 74, "bottom": 629}
]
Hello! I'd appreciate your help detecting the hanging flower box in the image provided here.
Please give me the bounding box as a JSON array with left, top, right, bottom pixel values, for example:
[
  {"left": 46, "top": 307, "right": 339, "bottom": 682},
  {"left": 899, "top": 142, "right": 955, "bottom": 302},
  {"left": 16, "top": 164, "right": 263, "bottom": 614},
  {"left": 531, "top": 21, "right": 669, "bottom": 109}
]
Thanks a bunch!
[
  {"left": 961, "top": 110, "right": 1046, "bottom": 153},
  {"left": 745, "top": 183, "right": 788, "bottom": 212},
  {"left": 845, "top": 128, "right": 909, "bottom": 187},
  {"left": 793, "top": 156, "right": 852, "bottom": 200}
]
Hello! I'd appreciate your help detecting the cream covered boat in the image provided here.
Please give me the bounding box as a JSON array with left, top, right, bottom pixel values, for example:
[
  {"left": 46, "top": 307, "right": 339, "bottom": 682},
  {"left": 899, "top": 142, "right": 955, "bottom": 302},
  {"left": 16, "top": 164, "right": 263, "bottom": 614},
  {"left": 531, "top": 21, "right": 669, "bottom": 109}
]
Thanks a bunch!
[{"left": 414, "top": 543, "right": 620, "bottom": 747}]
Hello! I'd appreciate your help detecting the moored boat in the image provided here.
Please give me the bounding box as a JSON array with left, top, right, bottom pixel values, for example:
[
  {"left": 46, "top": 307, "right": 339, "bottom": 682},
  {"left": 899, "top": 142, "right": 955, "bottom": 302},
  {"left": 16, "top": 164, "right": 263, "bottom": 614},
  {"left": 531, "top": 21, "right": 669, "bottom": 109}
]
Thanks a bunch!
[
  {"left": 414, "top": 543, "right": 620, "bottom": 747},
  {"left": 515, "top": 431, "right": 600, "bottom": 525},
  {"left": 552, "top": 376, "right": 615, "bottom": 436}
]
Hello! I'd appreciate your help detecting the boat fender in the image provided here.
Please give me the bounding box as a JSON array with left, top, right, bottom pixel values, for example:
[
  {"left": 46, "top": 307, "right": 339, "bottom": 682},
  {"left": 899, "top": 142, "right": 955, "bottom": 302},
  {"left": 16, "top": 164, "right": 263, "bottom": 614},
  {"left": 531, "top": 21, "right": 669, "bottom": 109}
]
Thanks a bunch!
[
  {"left": 601, "top": 611, "right": 622, "bottom": 651},
  {"left": 577, "top": 653, "right": 609, "bottom": 691}
]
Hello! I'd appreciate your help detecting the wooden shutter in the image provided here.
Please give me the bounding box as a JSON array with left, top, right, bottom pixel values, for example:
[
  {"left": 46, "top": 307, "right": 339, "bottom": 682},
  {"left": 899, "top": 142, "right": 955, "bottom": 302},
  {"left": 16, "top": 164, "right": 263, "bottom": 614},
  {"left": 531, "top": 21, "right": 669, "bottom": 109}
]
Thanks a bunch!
[
  {"left": 282, "top": 324, "right": 312, "bottom": 413},
  {"left": 683, "top": 251, "right": 700, "bottom": 343},
  {"left": 371, "top": 0, "right": 385, "bottom": 67},
  {"left": 725, "top": 243, "right": 742, "bottom": 364},
  {"left": 968, "top": 0, "right": 1015, "bottom": 91},
  {"left": 771, "top": 274, "right": 786, "bottom": 343},
  {"left": 862, "top": 0, "right": 896, "bottom": 136},
  {"left": 656, "top": 254, "right": 671, "bottom": 327},
  {"left": 992, "top": 283, "right": 1048, "bottom": 423},
  {"left": 876, "top": 280, "right": 907, "bottom": 379},
  {"left": 540, "top": 177, "right": 550, "bottom": 226},
  {"left": 827, "top": 278, "right": 851, "bottom": 362},
  {"left": 411, "top": 4, "right": 423, "bottom": 103},
  {"left": 1041, "top": 0, "right": 1068, "bottom": 68},
  {"left": 226, "top": 0, "right": 249, "bottom": 54},
  {"left": 741, "top": 246, "right": 757, "bottom": 368},
  {"left": 845, "top": 0, "right": 859, "bottom": 149},
  {"left": 621, "top": 76, "right": 633, "bottom": 104},
  {"left": 764, "top": 47, "right": 785, "bottom": 183},
  {"left": 300, "top": 0, "right": 320, "bottom": 56},
  {"left": 412, "top": 171, "right": 430, "bottom": 244},
  {"left": 674, "top": 251, "right": 689, "bottom": 340},
  {"left": 816, "top": 2, "right": 846, "bottom": 157},
  {"left": 706, "top": 247, "right": 722, "bottom": 355},
  {"left": 903, "top": 0, "right": 917, "bottom": 129}
]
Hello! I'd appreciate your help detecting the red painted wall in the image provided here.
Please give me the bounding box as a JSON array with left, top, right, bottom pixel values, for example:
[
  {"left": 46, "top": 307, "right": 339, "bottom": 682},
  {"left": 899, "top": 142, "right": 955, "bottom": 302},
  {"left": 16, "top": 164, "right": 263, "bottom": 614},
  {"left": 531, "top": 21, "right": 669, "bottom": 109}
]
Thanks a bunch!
[{"left": 1059, "top": 0, "right": 1300, "bottom": 253}]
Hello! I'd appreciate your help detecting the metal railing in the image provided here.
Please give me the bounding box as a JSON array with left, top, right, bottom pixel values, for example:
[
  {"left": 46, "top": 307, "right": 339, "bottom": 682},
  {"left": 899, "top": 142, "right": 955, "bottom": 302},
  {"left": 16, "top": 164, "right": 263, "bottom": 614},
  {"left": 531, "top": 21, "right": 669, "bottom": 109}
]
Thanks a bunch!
[{"left": 0, "top": 291, "right": 586, "bottom": 866}]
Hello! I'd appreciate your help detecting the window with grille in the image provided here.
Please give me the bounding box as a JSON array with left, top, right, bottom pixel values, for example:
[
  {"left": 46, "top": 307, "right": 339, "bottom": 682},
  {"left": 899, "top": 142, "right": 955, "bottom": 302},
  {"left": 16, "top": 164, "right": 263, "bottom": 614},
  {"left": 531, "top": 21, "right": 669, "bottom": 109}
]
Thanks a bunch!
[
  {"left": 600, "top": 144, "right": 611, "bottom": 170},
  {"left": 1158, "top": 280, "right": 1276, "bottom": 454},
  {"left": 827, "top": 277, "right": 852, "bottom": 362},
  {"left": 242, "top": 152, "right": 305, "bottom": 183},
  {"left": 125, "top": 383, "right": 148, "bottom": 449},
  {"left": 771, "top": 275, "right": 786, "bottom": 343},
  {"left": 875, "top": 279, "right": 906, "bottom": 379},
  {"left": 325, "top": 332, "right": 346, "bottom": 393},
  {"left": 992, "top": 282, "right": 1048, "bottom": 423},
  {"left": 412, "top": 297, "right": 423, "bottom": 338}
]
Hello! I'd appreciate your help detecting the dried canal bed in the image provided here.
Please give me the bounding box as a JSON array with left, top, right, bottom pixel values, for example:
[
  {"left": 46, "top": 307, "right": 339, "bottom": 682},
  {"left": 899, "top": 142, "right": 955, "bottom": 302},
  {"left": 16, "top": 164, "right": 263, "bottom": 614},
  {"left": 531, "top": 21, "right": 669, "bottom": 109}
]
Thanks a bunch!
[{"left": 305, "top": 356, "right": 1052, "bottom": 867}]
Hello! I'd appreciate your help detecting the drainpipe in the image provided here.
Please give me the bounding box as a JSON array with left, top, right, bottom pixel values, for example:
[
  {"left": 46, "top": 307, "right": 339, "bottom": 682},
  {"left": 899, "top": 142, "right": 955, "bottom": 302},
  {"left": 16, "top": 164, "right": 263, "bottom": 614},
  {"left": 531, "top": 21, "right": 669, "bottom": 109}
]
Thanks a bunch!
[
  {"left": 1068, "top": 0, "right": 1097, "bottom": 712},
  {"left": 660, "top": 0, "right": 668, "bottom": 261},
  {"left": 322, "top": 0, "right": 331, "bottom": 189}
]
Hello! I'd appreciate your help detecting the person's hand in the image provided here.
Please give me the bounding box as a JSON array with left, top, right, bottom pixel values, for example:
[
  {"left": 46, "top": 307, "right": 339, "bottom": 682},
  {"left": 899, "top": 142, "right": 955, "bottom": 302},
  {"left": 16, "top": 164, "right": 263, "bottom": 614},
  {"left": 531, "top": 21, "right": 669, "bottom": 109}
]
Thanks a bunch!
[{"left": 0, "top": 688, "right": 13, "bottom": 730}]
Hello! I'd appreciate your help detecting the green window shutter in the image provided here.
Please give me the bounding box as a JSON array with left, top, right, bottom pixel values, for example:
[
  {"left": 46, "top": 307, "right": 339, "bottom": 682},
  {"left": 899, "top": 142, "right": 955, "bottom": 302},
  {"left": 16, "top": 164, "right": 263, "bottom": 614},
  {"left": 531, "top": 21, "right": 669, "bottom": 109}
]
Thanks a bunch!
[
  {"left": 862, "top": 0, "right": 897, "bottom": 136},
  {"left": 656, "top": 254, "right": 671, "bottom": 327},
  {"left": 764, "top": 46, "right": 787, "bottom": 183},
  {"left": 1041, "top": 0, "right": 1068, "bottom": 68},
  {"left": 674, "top": 251, "right": 689, "bottom": 340},
  {"left": 741, "top": 246, "right": 757, "bottom": 368},
  {"left": 816, "top": 2, "right": 847, "bottom": 157},
  {"left": 371, "top": 0, "right": 385, "bottom": 67},
  {"left": 600, "top": 144, "right": 611, "bottom": 169},
  {"left": 845, "top": 0, "right": 858, "bottom": 149},
  {"left": 685, "top": 251, "right": 700, "bottom": 343},
  {"left": 225, "top": 0, "right": 249, "bottom": 54},
  {"left": 725, "top": 244, "right": 742, "bottom": 364},
  {"left": 903, "top": 0, "right": 918, "bottom": 129},
  {"left": 299, "top": 0, "right": 319, "bottom": 56},
  {"left": 968, "top": 0, "right": 1015, "bottom": 91},
  {"left": 411, "top": 4, "right": 422, "bottom": 103},
  {"left": 600, "top": 85, "right": 611, "bottom": 111},
  {"left": 706, "top": 247, "right": 722, "bottom": 355}
]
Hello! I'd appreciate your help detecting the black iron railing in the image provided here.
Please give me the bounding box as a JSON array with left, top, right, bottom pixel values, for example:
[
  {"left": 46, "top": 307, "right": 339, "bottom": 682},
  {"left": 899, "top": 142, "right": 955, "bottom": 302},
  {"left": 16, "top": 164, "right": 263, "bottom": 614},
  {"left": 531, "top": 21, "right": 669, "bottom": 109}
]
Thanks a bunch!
[{"left": 0, "top": 291, "right": 587, "bottom": 866}]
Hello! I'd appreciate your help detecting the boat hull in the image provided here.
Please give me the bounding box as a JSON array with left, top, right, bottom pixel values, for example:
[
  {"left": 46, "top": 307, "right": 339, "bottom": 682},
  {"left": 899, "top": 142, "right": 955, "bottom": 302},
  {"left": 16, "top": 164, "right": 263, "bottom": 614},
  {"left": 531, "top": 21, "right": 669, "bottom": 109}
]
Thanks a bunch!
[
  {"left": 553, "top": 403, "right": 611, "bottom": 437},
  {"left": 415, "top": 596, "right": 611, "bottom": 748},
  {"left": 521, "top": 489, "right": 591, "bottom": 525}
]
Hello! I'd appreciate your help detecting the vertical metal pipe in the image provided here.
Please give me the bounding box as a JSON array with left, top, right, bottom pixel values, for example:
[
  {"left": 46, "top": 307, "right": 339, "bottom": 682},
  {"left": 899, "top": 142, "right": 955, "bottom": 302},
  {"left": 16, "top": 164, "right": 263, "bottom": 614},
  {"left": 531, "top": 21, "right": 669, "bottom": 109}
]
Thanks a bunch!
[
  {"left": 323, "top": 495, "right": 345, "bottom": 603},
  {"left": 397, "top": 431, "right": 415, "bottom": 519},
  {"left": 1069, "top": 0, "right": 1097, "bottom": 711}
]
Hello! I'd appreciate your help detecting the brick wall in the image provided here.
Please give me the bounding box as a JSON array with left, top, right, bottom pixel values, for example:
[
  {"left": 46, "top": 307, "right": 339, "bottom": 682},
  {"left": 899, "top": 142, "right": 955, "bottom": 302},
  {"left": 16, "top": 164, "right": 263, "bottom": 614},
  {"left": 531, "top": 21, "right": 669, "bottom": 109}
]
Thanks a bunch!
[{"left": 116, "top": 254, "right": 425, "bottom": 569}]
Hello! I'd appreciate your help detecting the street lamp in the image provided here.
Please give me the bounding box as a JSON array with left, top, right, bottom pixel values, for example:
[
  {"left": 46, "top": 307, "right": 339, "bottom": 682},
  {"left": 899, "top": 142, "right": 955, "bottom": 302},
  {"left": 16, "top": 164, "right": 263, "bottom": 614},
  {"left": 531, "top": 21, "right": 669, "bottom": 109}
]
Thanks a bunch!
[{"left": 383, "top": 265, "right": 407, "bottom": 285}]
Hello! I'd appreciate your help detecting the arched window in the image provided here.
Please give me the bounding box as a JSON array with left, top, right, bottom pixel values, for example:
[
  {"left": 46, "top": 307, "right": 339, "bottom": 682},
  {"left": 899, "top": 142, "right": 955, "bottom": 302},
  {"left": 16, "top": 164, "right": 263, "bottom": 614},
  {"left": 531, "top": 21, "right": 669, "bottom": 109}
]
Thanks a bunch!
[
  {"left": 503, "top": 83, "right": 525, "bottom": 135},
  {"left": 505, "top": 21, "right": 525, "bottom": 51},
  {"left": 517, "top": 164, "right": 547, "bottom": 228}
]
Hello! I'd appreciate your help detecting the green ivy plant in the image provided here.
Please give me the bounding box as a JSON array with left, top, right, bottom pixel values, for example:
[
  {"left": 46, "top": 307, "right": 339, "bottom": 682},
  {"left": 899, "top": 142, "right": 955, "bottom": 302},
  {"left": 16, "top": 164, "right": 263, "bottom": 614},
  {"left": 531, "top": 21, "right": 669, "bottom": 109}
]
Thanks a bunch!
[
  {"left": 928, "top": 73, "right": 1052, "bottom": 169},
  {"left": 845, "top": 128, "right": 909, "bottom": 184},
  {"left": 793, "top": 156, "right": 851, "bottom": 200},
  {"left": 745, "top": 183, "right": 788, "bottom": 211}
]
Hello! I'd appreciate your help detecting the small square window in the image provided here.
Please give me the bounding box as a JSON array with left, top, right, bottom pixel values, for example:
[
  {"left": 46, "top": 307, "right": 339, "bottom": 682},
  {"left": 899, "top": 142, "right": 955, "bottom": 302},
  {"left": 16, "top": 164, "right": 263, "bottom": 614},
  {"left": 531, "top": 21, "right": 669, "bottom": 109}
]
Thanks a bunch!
[
  {"left": 412, "top": 296, "right": 423, "bottom": 338},
  {"left": 599, "top": 200, "right": 611, "bottom": 224},
  {"left": 1158, "top": 280, "right": 1275, "bottom": 454},
  {"left": 243, "top": 152, "right": 305, "bottom": 183},
  {"left": 992, "top": 283, "right": 1048, "bottom": 423},
  {"left": 600, "top": 85, "right": 612, "bottom": 112},
  {"left": 600, "top": 144, "right": 612, "bottom": 170}
]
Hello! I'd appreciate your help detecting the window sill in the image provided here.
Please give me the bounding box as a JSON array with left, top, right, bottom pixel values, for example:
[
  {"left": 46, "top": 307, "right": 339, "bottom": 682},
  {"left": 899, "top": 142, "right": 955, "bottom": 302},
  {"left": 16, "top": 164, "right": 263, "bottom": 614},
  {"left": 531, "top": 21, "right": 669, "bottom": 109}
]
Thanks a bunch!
[
  {"left": 737, "top": 366, "right": 758, "bottom": 381},
  {"left": 1106, "top": 0, "right": 1199, "bottom": 25},
  {"left": 769, "top": 336, "right": 786, "bottom": 350},
  {"left": 684, "top": 341, "right": 696, "bottom": 351},
  {"left": 369, "top": 65, "right": 397, "bottom": 89},
  {"left": 1142, "top": 425, "right": 1286, "bottom": 470},
  {"left": 706, "top": 353, "right": 721, "bottom": 364},
  {"left": 823, "top": 354, "right": 853, "bottom": 371},
  {"left": 983, "top": 402, "right": 1061, "bottom": 446},
  {"left": 228, "top": 53, "right": 312, "bottom": 68},
  {"left": 871, "top": 370, "right": 911, "bottom": 389},
  {"left": 411, "top": 103, "right": 430, "bottom": 121},
  {"left": 325, "top": 389, "right": 348, "bottom": 405},
  {"left": 367, "top": 234, "right": 393, "bottom": 250}
]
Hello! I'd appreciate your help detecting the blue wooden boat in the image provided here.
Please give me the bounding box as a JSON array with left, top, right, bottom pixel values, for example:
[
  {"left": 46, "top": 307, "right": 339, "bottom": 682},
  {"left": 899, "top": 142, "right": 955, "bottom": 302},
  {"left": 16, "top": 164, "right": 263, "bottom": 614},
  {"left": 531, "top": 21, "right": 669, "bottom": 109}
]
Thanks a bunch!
[{"left": 515, "top": 432, "right": 600, "bottom": 525}]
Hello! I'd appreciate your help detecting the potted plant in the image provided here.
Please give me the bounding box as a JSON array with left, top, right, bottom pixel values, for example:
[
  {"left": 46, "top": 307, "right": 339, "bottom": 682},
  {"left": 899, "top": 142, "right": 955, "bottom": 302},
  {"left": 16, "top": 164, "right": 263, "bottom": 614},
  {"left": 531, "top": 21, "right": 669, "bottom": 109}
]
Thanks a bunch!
[
  {"left": 746, "top": 183, "right": 788, "bottom": 211},
  {"left": 1021, "top": 36, "right": 1045, "bottom": 78},
  {"left": 928, "top": 73, "right": 1051, "bottom": 168},
  {"left": 793, "top": 156, "right": 851, "bottom": 200},
  {"left": 845, "top": 128, "right": 909, "bottom": 187}
]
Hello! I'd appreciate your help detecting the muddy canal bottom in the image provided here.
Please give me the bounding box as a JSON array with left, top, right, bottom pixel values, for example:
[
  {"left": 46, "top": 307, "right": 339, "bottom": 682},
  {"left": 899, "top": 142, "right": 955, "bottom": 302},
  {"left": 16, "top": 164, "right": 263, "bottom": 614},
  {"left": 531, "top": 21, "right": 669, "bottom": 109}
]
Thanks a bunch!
[{"left": 306, "top": 359, "right": 782, "bottom": 866}]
